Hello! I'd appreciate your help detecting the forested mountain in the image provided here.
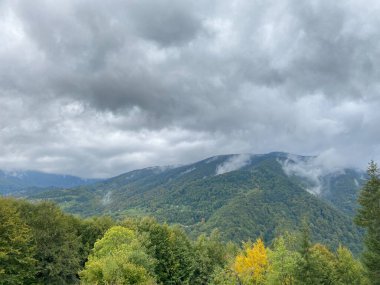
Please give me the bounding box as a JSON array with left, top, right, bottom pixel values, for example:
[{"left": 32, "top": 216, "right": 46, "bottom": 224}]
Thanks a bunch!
[
  {"left": 0, "top": 170, "right": 100, "bottom": 195},
  {"left": 26, "top": 152, "right": 364, "bottom": 252}
]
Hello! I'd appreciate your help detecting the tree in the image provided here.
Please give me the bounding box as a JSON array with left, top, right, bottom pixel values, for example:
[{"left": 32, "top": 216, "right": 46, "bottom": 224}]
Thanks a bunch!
[
  {"left": 209, "top": 266, "right": 239, "bottom": 285},
  {"left": 295, "top": 222, "right": 314, "bottom": 284},
  {"left": 308, "top": 244, "right": 336, "bottom": 285},
  {"left": 267, "top": 236, "right": 299, "bottom": 285},
  {"left": 294, "top": 223, "right": 336, "bottom": 285},
  {"left": 355, "top": 161, "right": 380, "bottom": 284},
  {"left": 190, "top": 230, "right": 228, "bottom": 285},
  {"left": 334, "top": 245, "right": 368, "bottom": 285},
  {"left": 233, "top": 238, "right": 269, "bottom": 284},
  {"left": 132, "top": 217, "right": 195, "bottom": 285},
  {"left": 18, "top": 201, "right": 82, "bottom": 284},
  {"left": 80, "top": 226, "right": 156, "bottom": 285},
  {"left": 0, "top": 198, "right": 36, "bottom": 285},
  {"left": 77, "top": 216, "right": 115, "bottom": 267}
]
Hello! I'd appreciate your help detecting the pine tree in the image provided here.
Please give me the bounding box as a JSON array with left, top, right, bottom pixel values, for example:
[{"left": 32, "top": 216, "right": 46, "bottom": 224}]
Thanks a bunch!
[
  {"left": 295, "top": 222, "right": 314, "bottom": 284},
  {"left": 355, "top": 161, "right": 380, "bottom": 284}
]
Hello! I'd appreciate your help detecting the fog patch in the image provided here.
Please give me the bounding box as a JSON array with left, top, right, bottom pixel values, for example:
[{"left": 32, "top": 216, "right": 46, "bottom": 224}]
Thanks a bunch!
[
  {"left": 3, "top": 170, "right": 26, "bottom": 179},
  {"left": 216, "top": 154, "right": 251, "bottom": 175},
  {"left": 180, "top": 167, "right": 196, "bottom": 175},
  {"left": 278, "top": 152, "right": 348, "bottom": 195},
  {"left": 123, "top": 173, "right": 135, "bottom": 181},
  {"left": 205, "top": 156, "right": 219, "bottom": 164},
  {"left": 101, "top": 191, "right": 112, "bottom": 205},
  {"left": 147, "top": 165, "right": 176, "bottom": 174}
]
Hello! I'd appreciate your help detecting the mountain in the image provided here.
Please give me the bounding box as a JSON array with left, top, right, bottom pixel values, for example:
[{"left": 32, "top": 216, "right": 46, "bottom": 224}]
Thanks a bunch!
[
  {"left": 27, "top": 152, "right": 365, "bottom": 252},
  {"left": 279, "top": 156, "right": 365, "bottom": 216},
  {"left": 0, "top": 170, "right": 100, "bottom": 195}
]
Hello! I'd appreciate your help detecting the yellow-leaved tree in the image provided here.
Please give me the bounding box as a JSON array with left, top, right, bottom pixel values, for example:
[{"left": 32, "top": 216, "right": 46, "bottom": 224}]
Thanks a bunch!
[{"left": 233, "top": 238, "right": 269, "bottom": 284}]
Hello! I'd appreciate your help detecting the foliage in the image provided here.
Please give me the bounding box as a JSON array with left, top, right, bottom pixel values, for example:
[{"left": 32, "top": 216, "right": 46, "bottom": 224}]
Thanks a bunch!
[
  {"left": 0, "top": 197, "right": 114, "bottom": 284},
  {"left": 190, "top": 230, "right": 228, "bottom": 285},
  {"left": 120, "top": 217, "right": 230, "bottom": 285},
  {"left": 295, "top": 222, "right": 368, "bottom": 285},
  {"left": 355, "top": 161, "right": 380, "bottom": 284},
  {"left": 334, "top": 245, "right": 368, "bottom": 285},
  {"left": 266, "top": 236, "right": 299, "bottom": 285},
  {"left": 18, "top": 201, "right": 82, "bottom": 284},
  {"left": 0, "top": 196, "right": 371, "bottom": 285},
  {"left": 209, "top": 267, "right": 239, "bottom": 285},
  {"left": 0, "top": 198, "right": 36, "bottom": 285},
  {"left": 77, "top": 216, "right": 115, "bottom": 267},
  {"left": 233, "top": 238, "right": 269, "bottom": 284},
  {"left": 80, "top": 226, "right": 156, "bottom": 285}
]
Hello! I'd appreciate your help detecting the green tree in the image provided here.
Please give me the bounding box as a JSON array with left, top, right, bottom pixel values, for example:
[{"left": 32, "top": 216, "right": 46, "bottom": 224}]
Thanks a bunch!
[
  {"left": 133, "top": 217, "right": 195, "bottom": 285},
  {"left": 295, "top": 223, "right": 314, "bottom": 284},
  {"left": 308, "top": 244, "right": 336, "bottom": 285},
  {"left": 18, "top": 201, "right": 82, "bottom": 284},
  {"left": 80, "top": 226, "right": 155, "bottom": 285},
  {"left": 294, "top": 223, "right": 336, "bottom": 285},
  {"left": 209, "top": 266, "right": 240, "bottom": 285},
  {"left": 334, "top": 245, "right": 368, "bottom": 285},
  {"left": 355, "top": 161, "right": 380, "bottom": 284},
  {"left": 190, "top": 230, "right": 227, "bottom": 285},
  {"left": 0, "top": 198, "right": 36, "bottom": 285},
  {"left": 77, "top": 216, "right": 115, "bottom": 267},
  {"left": 267, "top": 236, "right": 299, "bottom": 285}
]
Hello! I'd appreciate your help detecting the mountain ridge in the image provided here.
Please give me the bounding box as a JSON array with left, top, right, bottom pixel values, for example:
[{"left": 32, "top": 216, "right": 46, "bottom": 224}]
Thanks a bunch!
[
  {"left": 24, "top": 152, "right": 365, "bottom": 252},
  {"left": 0, "top": 169, "right": 101, "bottom": 195}
]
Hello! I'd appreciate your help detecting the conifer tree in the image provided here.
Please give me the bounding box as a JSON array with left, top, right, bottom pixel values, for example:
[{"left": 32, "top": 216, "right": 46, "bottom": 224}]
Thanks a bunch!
[
  {"left": 355, "top": 161, "right": 380, "bottom": 284},
  {"left": 295, "top": 222, "right": 314, "bottom": 284}
]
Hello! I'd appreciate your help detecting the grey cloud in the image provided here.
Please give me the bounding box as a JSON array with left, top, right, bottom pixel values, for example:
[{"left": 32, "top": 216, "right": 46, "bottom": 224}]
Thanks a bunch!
[
  {"left": 1, "top": 0, "right": 380, "bottom": 177},
  {"left": 126, "top": 0, "right": 203, "bottom": 46}
]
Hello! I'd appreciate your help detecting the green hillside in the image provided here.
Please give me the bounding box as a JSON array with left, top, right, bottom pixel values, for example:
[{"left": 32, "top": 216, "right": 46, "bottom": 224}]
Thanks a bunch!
[{"left": 28, "top": 152, "right": 363, "bottom": 252}]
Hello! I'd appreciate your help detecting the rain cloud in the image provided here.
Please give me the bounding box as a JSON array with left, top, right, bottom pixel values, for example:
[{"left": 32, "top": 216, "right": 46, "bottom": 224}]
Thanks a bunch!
[{"left": 1, "top": 0, "right": 380, "bottom": 177}]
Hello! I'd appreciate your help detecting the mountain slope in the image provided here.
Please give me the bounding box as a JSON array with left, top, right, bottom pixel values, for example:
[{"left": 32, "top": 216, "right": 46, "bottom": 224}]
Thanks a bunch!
[
  {"left": 0, "top": 170, "right": 100, "bottom": 195},
  {"left": 199, "top": 159, "right": 362, "bottom": 252},
  {"left": 28, "top": 152, "right": 364, "bottom": 252}
]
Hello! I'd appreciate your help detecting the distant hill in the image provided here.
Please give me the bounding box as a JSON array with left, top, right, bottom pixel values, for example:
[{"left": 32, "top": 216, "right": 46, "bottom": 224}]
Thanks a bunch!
[
  {"left": 26, "top": 152, "right": 365, "bottom": 252},
  {"left": 0, "top": 170, "right": 100, "bottom": 195}
]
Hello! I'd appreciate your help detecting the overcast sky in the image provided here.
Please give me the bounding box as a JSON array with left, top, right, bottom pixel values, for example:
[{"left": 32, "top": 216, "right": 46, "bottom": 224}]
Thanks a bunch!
[{"left": 1, "top": 0, "right": 380, "bottom": 178}]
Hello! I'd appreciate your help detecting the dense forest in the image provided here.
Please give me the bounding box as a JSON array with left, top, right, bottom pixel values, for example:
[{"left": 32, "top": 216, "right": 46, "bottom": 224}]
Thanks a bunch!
[
  {"left": 0, "top": 161, "right": 379, "bottom": 284},
  {"left": 24, "top": 153, "right": 364, "bottom": 253}
]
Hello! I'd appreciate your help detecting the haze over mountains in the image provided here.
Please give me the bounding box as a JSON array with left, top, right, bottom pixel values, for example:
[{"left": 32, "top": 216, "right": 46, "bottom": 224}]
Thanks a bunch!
[
  {"left": 0, "top": 170, "right": 100, "bottom": 195},
  {"left": 3, "top": 151, "right": 364, "bottom": 253}
]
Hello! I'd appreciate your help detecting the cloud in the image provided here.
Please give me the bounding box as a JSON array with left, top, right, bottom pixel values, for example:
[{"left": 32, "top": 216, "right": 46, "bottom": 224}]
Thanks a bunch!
[
  {"left": 279, "top": 154, "right": 326, "bottom": 194},
  {"left": 0, "top": 0, "right": 380, "bottom": 177},
  {"left": 279, "top": 150, "right": 365, "bottom": 195},
  {"left": 216, "top": 154, "right": 251, "bottom": 175}
]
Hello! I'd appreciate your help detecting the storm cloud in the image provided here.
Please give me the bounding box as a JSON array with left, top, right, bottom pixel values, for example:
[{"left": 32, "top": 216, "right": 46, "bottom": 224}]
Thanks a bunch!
[{"left": 1, "top": 0, "right": 380, "bottom": 177}]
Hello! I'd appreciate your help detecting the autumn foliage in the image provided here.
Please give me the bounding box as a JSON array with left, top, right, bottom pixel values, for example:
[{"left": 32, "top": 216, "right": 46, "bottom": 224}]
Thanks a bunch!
[{"left": 233, "top": 238, "right": 269, "bottom": 284}]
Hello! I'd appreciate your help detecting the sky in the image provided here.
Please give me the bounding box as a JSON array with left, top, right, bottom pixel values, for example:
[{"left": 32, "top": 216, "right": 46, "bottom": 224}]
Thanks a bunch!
[{"left": 1, "top": 0, "right": 380, "bottom": 178}]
